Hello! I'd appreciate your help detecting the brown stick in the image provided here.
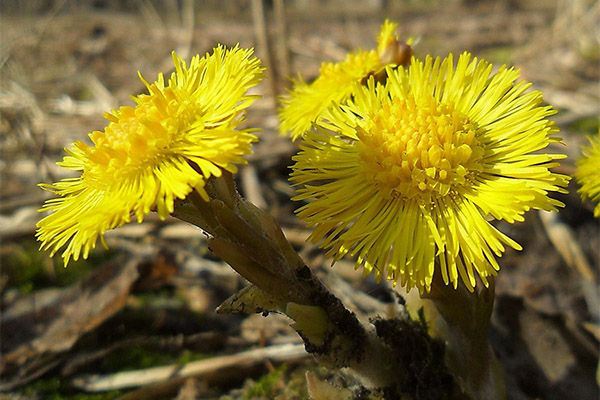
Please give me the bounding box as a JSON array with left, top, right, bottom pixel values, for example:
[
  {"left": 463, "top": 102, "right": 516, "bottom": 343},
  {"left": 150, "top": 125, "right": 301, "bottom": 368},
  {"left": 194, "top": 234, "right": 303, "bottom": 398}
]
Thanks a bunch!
[
  {"left": 251, "top": 0, "right": 278, "bottom": 98},
  {"left": 71, "top": 343, "right": 308, "bottom": 392},
  {"left": 273, "top": 0, "right": 291, "bottom": 85}
]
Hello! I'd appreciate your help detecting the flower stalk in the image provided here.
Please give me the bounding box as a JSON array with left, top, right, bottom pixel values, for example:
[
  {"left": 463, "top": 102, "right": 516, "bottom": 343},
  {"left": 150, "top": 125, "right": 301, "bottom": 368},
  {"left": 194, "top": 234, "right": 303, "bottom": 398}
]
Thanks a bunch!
[
  {"left": 174, "top": 172, "right": 460, "bottom": 398},
  {"left": 422, "top": 274, "right": 505, "bottom": 400}
]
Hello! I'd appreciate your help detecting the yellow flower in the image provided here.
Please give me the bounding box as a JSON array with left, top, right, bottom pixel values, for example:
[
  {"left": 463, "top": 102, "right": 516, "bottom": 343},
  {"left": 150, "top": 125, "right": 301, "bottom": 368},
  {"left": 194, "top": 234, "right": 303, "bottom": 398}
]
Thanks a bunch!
[
  {"left": 291, "top": 52, "right": 569, "bottom": 293},
  {"left": 279, "top": 20, "right": 412, "bottom": 140},
  {"left": 37, "top": 46, "right": 264, "bottom": 265},
  {"left": 575, "top": 133, "right": 600, "bottom": 217}
]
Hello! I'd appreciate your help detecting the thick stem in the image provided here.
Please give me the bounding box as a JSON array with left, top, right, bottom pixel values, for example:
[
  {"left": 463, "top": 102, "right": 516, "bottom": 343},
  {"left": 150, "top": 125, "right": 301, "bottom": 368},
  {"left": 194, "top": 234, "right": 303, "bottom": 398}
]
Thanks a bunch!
[
  {"left": 424, "top": 273, "right": 505, "bottom": 400},
  {"left": 173, "top": 176, "right": 461, "bottom": 398}
]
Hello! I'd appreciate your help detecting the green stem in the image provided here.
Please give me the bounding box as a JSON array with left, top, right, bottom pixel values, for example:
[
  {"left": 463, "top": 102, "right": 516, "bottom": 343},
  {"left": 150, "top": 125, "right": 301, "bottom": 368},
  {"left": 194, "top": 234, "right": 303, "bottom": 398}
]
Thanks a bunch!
[{"left": 424, "top": 273, "right": 506, "bottom": 400}]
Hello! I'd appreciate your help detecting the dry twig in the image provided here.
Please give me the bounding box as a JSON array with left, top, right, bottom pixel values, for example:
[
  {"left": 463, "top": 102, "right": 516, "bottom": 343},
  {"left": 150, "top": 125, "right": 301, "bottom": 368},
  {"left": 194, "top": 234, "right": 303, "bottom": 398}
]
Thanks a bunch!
[{"left": 71, "top": 342, "right": 308, "bottom": 392}]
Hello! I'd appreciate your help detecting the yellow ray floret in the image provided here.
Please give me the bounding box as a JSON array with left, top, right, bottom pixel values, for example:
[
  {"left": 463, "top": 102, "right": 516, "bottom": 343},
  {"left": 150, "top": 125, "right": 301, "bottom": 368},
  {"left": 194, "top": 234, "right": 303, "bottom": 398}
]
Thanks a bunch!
[
  {"left": 575, "top": 133, "right": 600, "bottom": 217},
  {"left": 37, "top": 45, "right": 264, "bottom": 266},
  {"left": 291, "top": 52, "right": 569, "bottom": 293},
  {"left": 279, "top": 20, "right": 411, "bottom": 140}
]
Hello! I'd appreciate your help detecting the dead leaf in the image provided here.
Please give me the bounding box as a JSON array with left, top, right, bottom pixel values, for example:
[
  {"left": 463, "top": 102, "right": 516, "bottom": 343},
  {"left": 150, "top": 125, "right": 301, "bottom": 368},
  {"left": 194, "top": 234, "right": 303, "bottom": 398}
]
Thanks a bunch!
[{"left": 0, "top": 256, "right": 140, "bottom": 388}]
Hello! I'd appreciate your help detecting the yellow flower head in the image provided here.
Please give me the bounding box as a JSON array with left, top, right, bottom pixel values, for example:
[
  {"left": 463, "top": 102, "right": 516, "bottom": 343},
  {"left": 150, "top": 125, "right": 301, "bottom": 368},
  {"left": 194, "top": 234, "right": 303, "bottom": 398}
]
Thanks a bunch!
[
  {"left": 37, "top": 45, "right": 264, "bottom": 265},
  {"left": 291, "top": 52, "right": 569, "bottom": 293},
  {"left": 575, "top": 133, "right": 600, "bottom": 217},
  {"left": 279, "top": 20, "right": 412, "bottom": 140}
]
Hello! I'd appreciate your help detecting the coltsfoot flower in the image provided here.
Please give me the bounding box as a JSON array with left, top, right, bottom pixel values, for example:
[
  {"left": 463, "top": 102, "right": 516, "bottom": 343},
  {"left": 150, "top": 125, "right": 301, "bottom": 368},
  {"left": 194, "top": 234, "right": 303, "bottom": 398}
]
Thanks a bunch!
[
  {"left": 37, "top": 46, "right": 264, "bottom": 265},
  {"left": 279, "top": 20, "right": 413, "bottom": 140},
  {"left": 575, "top": 133, "right": 600, "bottom": 217},
  {"left": 291, "top": 52, "right": 569, "bottom": 292}
]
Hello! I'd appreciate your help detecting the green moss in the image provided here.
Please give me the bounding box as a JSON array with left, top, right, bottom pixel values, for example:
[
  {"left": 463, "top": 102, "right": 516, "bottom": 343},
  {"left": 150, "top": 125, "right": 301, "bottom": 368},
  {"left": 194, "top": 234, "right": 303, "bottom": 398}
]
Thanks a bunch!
[
  {"left": 176, "top": 349, "right": 211, "bottom": 365},
  {"left": 132, "top": 287, "right": 174, "bottom": 305},
  {"left": 2, "top": 240, "right": 54, "bottom": 292},
  {"left": 20, "top": 377, "right": 122, "bottom": 399},
  {"left": 242, "top": 364, "right": 287, "bottom": 400},
  {"left": 101, "top": 344, "right": 175, "bottom": 372},
  {"left": 235, "top": 363, "right": 319, "bottom": 400},
  {"left": 1, "top": 238, "right": 117, "bottom": 293},
  {"left": 100, "top": 344, "right": 212, "bottom": 373},
  {"left": 282, "top": 364, "right": 313, "bottom": 400},
  {"left": 221, "top": 362, "right": 333, "bottom": 400},
  {"left": 21, "top": 377, "right": 61, "bottom": 395}
]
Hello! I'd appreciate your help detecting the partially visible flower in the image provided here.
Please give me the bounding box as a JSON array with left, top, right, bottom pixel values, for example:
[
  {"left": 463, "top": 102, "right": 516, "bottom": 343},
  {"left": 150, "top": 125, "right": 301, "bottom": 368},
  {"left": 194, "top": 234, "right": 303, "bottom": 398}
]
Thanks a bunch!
[
  {"left": 279, "top": 20, "right": 413, "bottom": 140},
  {"left": 575, "top": 133, "right": 600, "bottom": 217},
  {"left": 37, "top": 46, "right": 264, "bottom": 265},
  {"left": 291, "top": 52, "right": 569, "bottom": 293}
]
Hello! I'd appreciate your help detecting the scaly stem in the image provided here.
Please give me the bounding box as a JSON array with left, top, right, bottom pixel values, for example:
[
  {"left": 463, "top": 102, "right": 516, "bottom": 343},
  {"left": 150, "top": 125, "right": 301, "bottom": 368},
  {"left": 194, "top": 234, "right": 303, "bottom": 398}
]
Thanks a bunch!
[
  {"left": 174, "top": 175, "right": 462, "bottom": 398},
  {"left": 423, "top": 273, "right": 505, "bottom": 400}
]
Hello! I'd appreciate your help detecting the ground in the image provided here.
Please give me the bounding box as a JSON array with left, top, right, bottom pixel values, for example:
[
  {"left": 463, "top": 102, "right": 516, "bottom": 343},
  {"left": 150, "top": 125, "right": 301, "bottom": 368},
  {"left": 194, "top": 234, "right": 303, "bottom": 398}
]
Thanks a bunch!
[{"left": 0, "top": 0, "right": 598, "bottom": 399}]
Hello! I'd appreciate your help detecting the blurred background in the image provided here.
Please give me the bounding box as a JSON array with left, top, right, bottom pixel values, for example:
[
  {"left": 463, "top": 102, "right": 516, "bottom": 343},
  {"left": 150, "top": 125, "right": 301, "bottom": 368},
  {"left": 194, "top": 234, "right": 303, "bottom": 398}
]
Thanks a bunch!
[{"left": 1, "top": 0, "right": 598, "bottom": 399}]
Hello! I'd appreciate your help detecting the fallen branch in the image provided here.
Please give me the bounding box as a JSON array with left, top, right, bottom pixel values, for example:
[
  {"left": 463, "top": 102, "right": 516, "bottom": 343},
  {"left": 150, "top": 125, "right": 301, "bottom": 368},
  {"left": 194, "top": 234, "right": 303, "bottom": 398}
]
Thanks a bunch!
[
  {"left": 1, "top": 257, "right": 140, "bottom": 372},
  {"left": 71, "top": 342, "right": 308, "bottom": 392}
]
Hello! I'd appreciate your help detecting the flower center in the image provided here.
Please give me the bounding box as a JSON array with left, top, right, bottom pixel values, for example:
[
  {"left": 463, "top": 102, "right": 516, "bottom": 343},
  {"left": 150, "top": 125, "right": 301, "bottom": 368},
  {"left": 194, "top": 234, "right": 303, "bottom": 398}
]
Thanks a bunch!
[
  {"left": 81, "top": 105, "right": 164, "bottom": 185},
  {"left": 80, "top": 88, "right": 196, "bottom": 188},
  {"left": 357, "top": 95, "right": 484, "bottom": 201}
]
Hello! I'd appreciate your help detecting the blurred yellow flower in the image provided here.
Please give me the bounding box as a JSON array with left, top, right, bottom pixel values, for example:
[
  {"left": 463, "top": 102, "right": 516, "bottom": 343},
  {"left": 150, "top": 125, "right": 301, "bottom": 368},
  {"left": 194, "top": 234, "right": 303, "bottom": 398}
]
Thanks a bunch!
[
  {"left": 37, "top": 46, "right": 264, "bottom": 265},
  {"left": 575, "top": 133, "right": 600, "bottom": 217},
  {"left": 279, "top": 20, "right": 412, "bottom": 140},
  {"left": 291, "top": 52, "right": 569, "bottom": 293}
]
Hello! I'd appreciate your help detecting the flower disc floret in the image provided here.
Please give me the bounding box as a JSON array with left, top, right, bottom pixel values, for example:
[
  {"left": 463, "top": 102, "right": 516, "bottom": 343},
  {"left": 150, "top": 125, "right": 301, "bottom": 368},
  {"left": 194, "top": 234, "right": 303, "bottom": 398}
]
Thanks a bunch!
[
  {"left": 37, "top": 45, "right": 264, "bottom": 265},
  {"left": 292, "top": 52, "right": 569, "bottom": 293},
  {"left": 357, "top": 95, "right": 484, "bottom": 201}
]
